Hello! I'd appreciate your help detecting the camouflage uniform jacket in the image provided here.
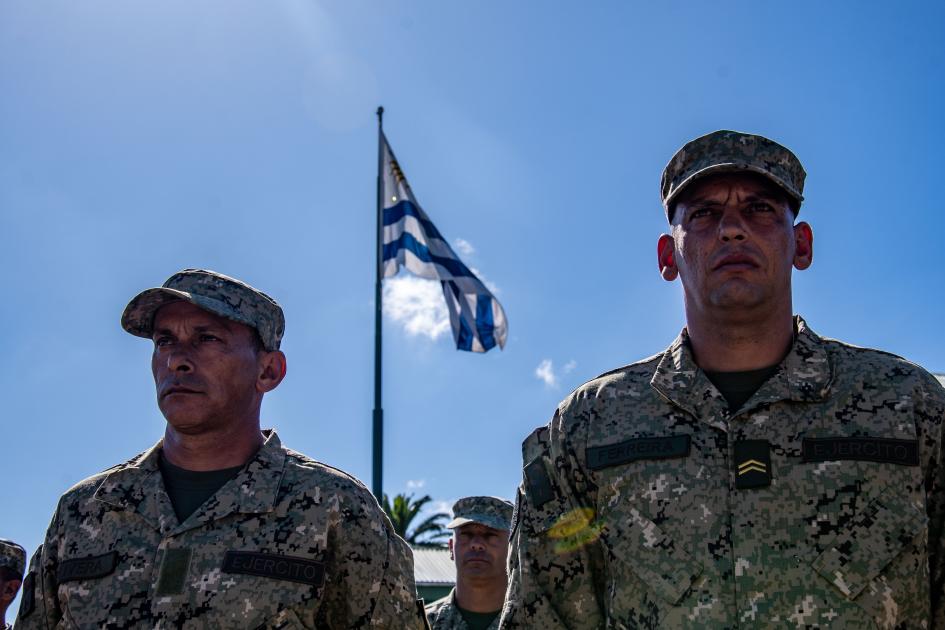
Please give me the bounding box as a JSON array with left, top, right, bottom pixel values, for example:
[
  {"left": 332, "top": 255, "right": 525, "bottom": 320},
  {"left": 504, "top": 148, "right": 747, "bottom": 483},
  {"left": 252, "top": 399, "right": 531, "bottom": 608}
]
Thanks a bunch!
[
  {"left": 16, "top": 430, "right": 426, "bottom": 629},
  {"left": 426, "top": 589, "right": 500, "bottom": 630},
  {"left": 500, "top": 318, "right": 945, "bottom": 629}
]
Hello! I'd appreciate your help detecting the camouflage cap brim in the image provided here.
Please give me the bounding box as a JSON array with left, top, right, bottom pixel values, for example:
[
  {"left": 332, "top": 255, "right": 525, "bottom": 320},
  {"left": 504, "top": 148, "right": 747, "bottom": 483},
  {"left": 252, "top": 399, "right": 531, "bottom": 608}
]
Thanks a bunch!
[
  {"left": 121, "top": 288, "right": 259, "bottom": 344},
  {"left": 0, "top": 538, "right": 26, "bottom": 577},
  {"left": 120, "top": 269, "right": 285, "bottom": 351},
  {"left": 660, "top": 130, "right": 806, "bottom": 223},
  {"left": 446, "top": 514, "right": 510, "bottom": 532},
  {"left": 662, "top": 162, "right": 805, "bottom": 212}
]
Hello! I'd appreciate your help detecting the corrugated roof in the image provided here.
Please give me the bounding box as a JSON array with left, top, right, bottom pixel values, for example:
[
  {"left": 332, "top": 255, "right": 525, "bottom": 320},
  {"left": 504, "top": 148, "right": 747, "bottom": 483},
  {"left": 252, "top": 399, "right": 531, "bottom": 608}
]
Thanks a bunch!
[{"left": 411, "top": 546, "right": 456, "bottom": 586}]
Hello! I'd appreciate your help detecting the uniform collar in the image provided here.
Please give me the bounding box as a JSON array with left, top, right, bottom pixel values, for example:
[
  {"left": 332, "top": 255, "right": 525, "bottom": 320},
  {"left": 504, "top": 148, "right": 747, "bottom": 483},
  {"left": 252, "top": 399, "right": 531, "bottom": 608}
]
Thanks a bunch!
[
  {"left": 93, "top": 429, "right": 287, "bottom": 535},
  {"left": 429, "top": 588, "right": 464, "bottom": 629},
  {"left": 650, "top": 316, "right": 833, "bottom": 426}
]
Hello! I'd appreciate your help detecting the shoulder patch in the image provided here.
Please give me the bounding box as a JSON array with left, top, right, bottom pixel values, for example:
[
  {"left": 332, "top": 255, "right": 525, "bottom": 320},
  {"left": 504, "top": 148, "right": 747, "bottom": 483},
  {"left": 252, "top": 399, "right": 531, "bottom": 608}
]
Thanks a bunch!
[
  {"left": 18, "top": 571, "right": 35, "bottom": 619},
  {"left": 524, "top": 457, "right": 555, "bottom": 509}
]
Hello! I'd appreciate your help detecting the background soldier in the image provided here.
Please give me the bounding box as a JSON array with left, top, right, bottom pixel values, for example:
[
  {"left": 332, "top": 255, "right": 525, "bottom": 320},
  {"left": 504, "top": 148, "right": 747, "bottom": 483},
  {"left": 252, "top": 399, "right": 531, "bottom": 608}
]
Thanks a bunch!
[
  {"left": 18, "top": 269, "right": 427, "bottom": 629},
  {"left": 426, "top": 496, "right": 513, "bottom": 630},
  {"left": 0, "top": 540, "right": 25, "bottom": 630},
  {"left": 501, "top": 131, "right": 945, "bottom": 628}
]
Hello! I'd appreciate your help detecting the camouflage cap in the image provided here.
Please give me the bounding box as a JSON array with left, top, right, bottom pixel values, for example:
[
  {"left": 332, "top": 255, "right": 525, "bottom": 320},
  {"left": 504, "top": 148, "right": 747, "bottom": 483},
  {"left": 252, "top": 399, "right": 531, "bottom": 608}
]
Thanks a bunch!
[
  {"left": 661, "top": 130, "right": 806, "bottom": 222},
  {"left": 446, "top": 496, "right": 514, "bottom": 532},
  {"left": 121, "top": 269, "right": 285, "bottom": 351},
  {"left": 0, "top": 538, "right": 26, "bottom": 578}
]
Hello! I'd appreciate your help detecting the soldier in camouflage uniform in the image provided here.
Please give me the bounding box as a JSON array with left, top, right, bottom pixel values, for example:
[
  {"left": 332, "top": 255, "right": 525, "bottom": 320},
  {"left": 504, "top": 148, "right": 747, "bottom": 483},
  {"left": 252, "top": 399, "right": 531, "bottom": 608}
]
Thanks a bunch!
[
  {"left": 17, "top": 269, "right": 428, "bottom": 629},
  {"left": 0, "top": 540, "right": 26, "bottom": 630},
  {"left": 500, "top": 131, "right": 945, "bottom": 629},
  {"left": 426, "top": 497, "right": 513, "bottom": 630}
]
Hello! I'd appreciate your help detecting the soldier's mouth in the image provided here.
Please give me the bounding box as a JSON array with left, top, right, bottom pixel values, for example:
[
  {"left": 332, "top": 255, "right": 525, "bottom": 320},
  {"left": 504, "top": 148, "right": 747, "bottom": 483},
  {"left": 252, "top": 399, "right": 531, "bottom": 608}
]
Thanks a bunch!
[{"left": 162, "top": 387, "right": 202, "bottom": 398}]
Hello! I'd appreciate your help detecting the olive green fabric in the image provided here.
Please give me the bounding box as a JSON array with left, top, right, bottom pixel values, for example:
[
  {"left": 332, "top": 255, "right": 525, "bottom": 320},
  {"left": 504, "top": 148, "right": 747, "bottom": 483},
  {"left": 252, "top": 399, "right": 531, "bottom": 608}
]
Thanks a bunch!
[
  {"left": 457, "top": 606, "right": 500, "bottom": 630},
  {"left": 426, "top": 588, "right": 501, "bottom": 630},
  {"left": 704, "top": 364, "right": 780, "bottom": 413},
  {"left": 158, "top": 453, "right": 242, "bottom": 523}
]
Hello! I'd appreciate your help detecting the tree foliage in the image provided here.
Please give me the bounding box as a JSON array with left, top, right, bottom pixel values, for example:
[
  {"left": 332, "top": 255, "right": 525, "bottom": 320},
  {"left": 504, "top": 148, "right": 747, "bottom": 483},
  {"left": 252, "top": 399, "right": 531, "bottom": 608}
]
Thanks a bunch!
[{"left": 381, "top": 492, "right": 450, "bottom": 547}]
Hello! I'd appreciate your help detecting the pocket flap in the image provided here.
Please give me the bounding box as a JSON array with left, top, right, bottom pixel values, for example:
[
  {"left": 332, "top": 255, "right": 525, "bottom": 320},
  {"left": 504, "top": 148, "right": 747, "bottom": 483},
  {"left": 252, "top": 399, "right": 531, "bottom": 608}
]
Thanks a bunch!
[
  {"left": 812, "top": 490, "right": 927, "bottom": 600},
  {"left": 604, "top": 508, "right": 703, "bottom": 605}
]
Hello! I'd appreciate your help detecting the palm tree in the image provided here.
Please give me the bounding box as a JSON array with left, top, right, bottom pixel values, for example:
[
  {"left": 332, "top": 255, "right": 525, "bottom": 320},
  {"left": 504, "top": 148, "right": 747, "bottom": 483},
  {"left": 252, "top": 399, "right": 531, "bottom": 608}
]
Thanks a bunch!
[{"left": 382, "top": 493, "right": 451, "bottom": 547}]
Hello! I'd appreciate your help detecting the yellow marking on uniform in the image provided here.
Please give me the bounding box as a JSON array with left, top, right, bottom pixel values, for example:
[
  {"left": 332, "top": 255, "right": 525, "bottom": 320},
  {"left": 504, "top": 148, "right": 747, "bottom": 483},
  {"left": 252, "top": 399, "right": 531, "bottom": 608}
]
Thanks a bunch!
[
  {"left": 738, "top": 467, "right": 766, "bottom": 476},
  {"left": 738, "top": 459, "right": 765, "bottom": 468}
]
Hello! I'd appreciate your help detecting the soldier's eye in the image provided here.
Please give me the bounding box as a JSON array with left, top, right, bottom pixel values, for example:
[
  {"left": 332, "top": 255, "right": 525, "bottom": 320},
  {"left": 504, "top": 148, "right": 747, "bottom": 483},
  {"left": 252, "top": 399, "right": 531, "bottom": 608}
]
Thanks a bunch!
[
  {"left": 155, "top": 336, "right": 173, "bottom": 347},
  {"left": 200, "top": 334, "right": 221, "bottom": 343}
]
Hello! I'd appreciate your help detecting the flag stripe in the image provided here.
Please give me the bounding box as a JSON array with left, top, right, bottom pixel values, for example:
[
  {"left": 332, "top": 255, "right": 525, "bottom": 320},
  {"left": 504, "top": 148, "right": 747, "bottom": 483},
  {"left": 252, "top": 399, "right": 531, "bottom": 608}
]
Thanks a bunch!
[
  {"left": 380, "top": 132, "right": 507, "bottom": 352},
  {"left": 383, "top": 232, "right": 476, "bottom": 281},
  {"left": 383, "top": 200, "right": 447, "bottom": 243}
]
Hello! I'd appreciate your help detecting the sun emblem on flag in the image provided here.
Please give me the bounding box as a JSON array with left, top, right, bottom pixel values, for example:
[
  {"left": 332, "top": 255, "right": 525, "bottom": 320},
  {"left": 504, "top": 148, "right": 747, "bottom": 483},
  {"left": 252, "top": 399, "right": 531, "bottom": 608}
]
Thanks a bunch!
[{"left": 389, "top": 158, "right": 409, "bottom": 202}]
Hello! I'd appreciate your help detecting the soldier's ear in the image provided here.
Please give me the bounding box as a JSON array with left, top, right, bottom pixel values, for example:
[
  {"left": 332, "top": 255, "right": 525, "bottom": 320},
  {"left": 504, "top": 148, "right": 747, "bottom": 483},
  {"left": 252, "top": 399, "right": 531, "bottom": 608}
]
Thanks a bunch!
[
  {"left": 448, "top": 538, "right": 454, "bottom": 561},
  {"left": 257, "top": 350, "right": 287, "bottom": 394},
  {"left": 0, "top": 578, "right": 20, "bottom": 606},
  {"left": 658, "top": 234, "right": 679, "bottom": 281},
  {"left": 793, "top": 222, "right": 813, "bottom": 270}
]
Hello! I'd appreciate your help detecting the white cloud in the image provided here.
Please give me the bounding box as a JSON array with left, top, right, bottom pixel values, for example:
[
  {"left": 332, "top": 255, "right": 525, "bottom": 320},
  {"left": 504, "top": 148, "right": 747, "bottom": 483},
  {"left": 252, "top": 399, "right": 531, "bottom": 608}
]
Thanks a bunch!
[
  {"left": 432, "top": 500, "right": 453, "bottom": 515},
  {"left": 453, "top": 238, "right": 475, "bottom": 256},
  {"left": 535, "top": 359, "right": 576, "bottom": 388},
  {"left": 383, "top": 276, "right": 450, "bottom": 341},
  {"left": 406, "top": 479, "right": 426, "bottom": 490},
  {"left": 535, "top": 359, "right": 558, "bottom": 388}
]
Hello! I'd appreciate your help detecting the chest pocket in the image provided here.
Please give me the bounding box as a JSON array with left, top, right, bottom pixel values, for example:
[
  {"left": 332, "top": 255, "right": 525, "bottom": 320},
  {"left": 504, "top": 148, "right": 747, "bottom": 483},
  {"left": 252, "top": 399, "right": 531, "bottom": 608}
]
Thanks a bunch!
[
  {"left": 812, "top": 488, "right": 927, "bottom": 602},
  {"left": 601, "top": 506, "right": 703, "bottom": 606}
]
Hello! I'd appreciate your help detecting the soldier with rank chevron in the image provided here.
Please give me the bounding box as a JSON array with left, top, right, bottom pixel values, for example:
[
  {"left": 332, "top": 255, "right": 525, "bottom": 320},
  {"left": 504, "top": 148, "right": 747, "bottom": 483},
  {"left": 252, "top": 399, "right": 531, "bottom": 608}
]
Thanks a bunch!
[
  {"left": 500, "top": 131, "right": 945, "bottom": 628},
  {"left": 16, "top": 269, "right": 429, "bottom": 629}
]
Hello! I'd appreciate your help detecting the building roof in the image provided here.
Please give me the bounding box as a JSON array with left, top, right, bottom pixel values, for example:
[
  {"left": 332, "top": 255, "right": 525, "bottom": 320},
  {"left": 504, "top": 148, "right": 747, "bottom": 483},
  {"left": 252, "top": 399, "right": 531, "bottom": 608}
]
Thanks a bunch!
[{"left": 411, "top": 546, "right": 456, "bottom": 586}]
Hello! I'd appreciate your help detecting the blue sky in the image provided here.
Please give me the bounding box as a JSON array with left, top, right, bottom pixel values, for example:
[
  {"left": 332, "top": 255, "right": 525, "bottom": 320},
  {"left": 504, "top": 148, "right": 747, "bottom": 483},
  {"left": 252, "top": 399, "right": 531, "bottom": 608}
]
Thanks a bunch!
[{"left": 2, "top": 0, "right": 944, "bottom": 608}]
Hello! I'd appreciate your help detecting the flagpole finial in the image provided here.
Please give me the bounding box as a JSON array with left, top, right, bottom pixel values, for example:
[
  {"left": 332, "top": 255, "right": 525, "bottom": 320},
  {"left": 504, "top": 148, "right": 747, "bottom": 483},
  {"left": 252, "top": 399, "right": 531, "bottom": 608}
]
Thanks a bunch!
[{"left": 376, "top": 106, "right": 384, "bottom": 123}]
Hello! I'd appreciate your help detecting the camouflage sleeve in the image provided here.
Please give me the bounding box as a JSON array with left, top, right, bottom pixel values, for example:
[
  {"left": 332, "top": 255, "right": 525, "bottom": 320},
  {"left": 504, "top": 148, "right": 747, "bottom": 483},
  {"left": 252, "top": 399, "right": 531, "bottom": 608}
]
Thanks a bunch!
[
  {"left": 500, "top": 411, "right": 604, "bottom": 629},
  {"left": 15, "top": 504, "right": 64, "bottom": 629},
  {"left": 920, "top": 375, "right": 945, "bottom": 628},
  {"left": 314, "top": 488, "right": 426, "bottom": 629}
]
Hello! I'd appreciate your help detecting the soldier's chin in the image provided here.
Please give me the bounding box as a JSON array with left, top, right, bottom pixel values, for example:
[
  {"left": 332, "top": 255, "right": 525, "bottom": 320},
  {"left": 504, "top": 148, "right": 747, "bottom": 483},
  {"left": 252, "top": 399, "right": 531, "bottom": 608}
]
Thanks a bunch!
[{"left": 161, "top": 411, "right": 217, "bottom": 435}]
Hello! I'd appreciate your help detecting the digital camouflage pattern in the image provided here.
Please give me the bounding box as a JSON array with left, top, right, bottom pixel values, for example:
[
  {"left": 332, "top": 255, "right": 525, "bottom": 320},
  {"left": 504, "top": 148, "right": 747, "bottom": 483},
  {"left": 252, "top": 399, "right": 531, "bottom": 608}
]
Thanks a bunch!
[
  {"left": 500, "top": 317, "right": 945, "bottom": 629},
  {"left": 16, "top": 430, "right": 427, "bottom": 629},
  {"left": 446, "top": 497, "right": 514, "bottom": 531},
  {"left": 0, "top": 539, "right": 25, "bottom": 578},
  {"left": 121, "top": 268, "right": 286, "bottom": 351},
  {"left": 426, "top": 589, "right": 501, "bottom": 630},
  {"left": 660, "top": 130, "right": 806, "bottom": 221}
]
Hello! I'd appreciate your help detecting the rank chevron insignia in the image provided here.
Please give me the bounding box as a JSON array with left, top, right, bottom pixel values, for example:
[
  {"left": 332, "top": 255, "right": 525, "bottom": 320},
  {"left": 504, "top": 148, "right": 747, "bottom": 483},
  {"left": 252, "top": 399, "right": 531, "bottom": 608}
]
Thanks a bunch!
[
  {"left": 737, "top": 459, "right": 767, "bottom": 475},
  {"left": 733, "top": 440, "right": 772, "bottom": 488}
]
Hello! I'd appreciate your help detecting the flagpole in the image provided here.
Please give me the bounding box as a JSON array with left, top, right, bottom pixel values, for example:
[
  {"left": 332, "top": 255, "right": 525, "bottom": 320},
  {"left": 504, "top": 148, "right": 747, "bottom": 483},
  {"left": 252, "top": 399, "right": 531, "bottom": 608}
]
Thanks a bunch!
[{"left": 372, "top": 106, "right": 385, "bottom": 503}]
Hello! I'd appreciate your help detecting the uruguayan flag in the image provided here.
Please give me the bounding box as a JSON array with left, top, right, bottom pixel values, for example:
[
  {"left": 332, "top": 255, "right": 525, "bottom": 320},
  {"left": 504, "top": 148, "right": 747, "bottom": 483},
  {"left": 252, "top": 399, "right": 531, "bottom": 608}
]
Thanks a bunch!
[{"left": 381, "top": 133, "right": 508, "bottom": 352}]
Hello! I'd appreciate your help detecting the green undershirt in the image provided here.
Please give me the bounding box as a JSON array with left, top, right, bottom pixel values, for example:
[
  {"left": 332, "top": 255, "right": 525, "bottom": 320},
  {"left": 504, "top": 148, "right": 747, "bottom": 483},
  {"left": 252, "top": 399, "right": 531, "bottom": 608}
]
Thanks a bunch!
[
  {"left": 158, "top": 452, "right": 243, "bottom": 523},
  {"left": 456, "top": 606, "right": 501, "bottom": 630},
  {"left": 704, "top": 365, "right": 780, "bottom": 413}
]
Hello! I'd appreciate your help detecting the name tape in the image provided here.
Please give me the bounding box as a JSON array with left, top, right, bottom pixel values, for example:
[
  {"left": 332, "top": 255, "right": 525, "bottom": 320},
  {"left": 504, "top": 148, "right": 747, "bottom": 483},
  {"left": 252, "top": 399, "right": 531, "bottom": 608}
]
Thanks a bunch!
[
  {"left": 586, "top": 435, "right": 691, "bottom": 471},
  {"left": 222, "top": 551, "right": 325, "bottom": 587}
]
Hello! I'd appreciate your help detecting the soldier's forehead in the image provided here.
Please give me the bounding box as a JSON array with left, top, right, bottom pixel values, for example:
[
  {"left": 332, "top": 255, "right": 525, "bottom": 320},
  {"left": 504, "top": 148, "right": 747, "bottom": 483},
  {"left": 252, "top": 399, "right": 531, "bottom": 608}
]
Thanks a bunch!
[
  {"left": 678, "top": 172, "right": 788, "bottom": 204},
  {"left": 153, "top": 302, "right": 237, "bottom": 329}
]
